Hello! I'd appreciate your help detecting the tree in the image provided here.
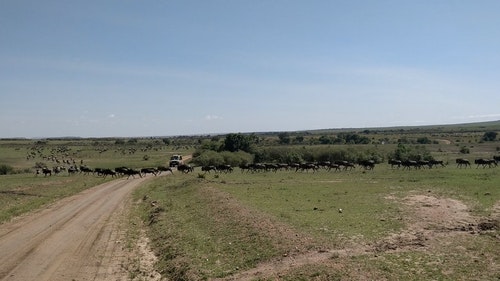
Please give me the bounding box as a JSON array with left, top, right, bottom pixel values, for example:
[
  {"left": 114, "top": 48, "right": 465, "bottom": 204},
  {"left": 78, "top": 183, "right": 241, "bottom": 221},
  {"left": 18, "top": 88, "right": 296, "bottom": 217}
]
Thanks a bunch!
[
  {"left": 416, "top": 137, "right": 432, "bottom": 144},
  {"left": 482, "top": 131, "right": 497, "bottom": 142},
  {"left": 220, "top": 133, "right": 253, "bottom": 152},
  {"left": 278, "top": 132, "right": 291, "bottom": 144},
  {"left": 318, "top": 135, "right": 332, "bottom": 144},
  {"left": 294, "top": 135, "right": 304, "bottom": 144}
]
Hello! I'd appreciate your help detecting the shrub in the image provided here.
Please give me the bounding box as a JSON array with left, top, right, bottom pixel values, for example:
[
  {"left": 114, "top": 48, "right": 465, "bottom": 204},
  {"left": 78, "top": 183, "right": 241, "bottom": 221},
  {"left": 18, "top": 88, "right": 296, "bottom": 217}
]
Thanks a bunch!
[
  {"left": 460, "top": 146, "right": 470, "bottom": 154},
  {"left": 192, "top": 150, "right": 253, "bottom": 167},
  {"left": 389, "top": 143, "right": 432, "bottom": 161},
  {"left": 0, "top": 164, "right": 14, "bottom": 175},
  {"left": 482, "top": 131, "right": 497, "bottom": 142}
]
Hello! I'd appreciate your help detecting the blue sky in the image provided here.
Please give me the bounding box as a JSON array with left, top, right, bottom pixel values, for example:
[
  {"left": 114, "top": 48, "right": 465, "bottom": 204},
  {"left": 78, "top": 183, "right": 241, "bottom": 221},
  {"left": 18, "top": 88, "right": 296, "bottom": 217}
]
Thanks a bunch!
[{"left": 1, "top": 1, "right": 500, "bottom": 138}]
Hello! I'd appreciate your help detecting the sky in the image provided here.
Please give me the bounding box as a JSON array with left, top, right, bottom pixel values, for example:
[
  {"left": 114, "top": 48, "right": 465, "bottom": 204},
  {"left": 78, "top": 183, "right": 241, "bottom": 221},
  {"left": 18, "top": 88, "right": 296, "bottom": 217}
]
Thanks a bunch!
[{"left": 1, "top": 1, "right": 500, "bottom": 138}]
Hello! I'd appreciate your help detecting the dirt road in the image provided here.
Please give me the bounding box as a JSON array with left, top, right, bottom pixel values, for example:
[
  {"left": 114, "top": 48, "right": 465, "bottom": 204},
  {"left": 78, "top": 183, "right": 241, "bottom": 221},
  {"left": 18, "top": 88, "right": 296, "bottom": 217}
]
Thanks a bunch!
[{"left": 0, "top": 175, "right": 152, "bottom": 281}]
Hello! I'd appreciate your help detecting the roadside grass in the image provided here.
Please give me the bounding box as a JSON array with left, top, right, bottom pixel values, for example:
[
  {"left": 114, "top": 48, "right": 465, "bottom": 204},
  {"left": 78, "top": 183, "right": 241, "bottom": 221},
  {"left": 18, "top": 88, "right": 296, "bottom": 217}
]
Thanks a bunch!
[
  {"left": 133, "top": 176, "right": 287, "bottom": 279},
  {"left": 1, "top": 137, "right": 499, "bottom": 279},
  {"left": 0, "top": 173, "right": 114, "bottom": 223},
  {"left": 134, "top": 165, "right": 499, "bottom": 280}
]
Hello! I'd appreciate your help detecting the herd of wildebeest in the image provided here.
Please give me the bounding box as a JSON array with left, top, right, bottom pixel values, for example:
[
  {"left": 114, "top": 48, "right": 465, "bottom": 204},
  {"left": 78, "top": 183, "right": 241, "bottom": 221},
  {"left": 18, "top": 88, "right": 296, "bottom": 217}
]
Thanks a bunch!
[{"left": 35, "top": 155, "right": 500, "bottom": 178}]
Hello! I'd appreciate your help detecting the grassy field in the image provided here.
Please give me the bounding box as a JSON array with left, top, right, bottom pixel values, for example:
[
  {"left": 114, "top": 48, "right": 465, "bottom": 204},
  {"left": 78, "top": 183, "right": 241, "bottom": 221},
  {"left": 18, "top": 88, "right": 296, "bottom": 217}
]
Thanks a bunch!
[
  {"left": 134, "top": 164, "right": 499, "bottom": 280},
  {"left": 0, "top": 138, "right": 191, "bottom": 223},
  {"left": 1, "top": 124, "right": 499, "bottom": 280}
]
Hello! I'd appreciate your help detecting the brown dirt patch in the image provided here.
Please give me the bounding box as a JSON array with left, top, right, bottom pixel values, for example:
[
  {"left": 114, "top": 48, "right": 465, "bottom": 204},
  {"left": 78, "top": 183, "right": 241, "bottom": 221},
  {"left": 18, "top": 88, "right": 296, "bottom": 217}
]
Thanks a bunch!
[
  {"left": 218, "top": 192, "right": 499, "bottom": 280},
  {"left": 374, "top": 194, "right": 478, "bottom": 253}
]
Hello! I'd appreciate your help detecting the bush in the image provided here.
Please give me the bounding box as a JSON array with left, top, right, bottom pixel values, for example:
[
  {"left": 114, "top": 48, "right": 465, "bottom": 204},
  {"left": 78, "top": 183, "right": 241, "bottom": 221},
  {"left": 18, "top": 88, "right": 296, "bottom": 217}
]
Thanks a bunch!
[
  {"left": 0, "top": 164, "right": 14, "bottom": 175},
  {"left": 460, "top": 146, "right": 470, "bottom": 154},
  {"left": 389, "top": 143, "right": 432, "bottom": 161},
  {"left": 482, "top": 131, "right": 497, "bottom": 142},
  {"left": 192, "top": 150, "right": 253, "bottom": 167}
]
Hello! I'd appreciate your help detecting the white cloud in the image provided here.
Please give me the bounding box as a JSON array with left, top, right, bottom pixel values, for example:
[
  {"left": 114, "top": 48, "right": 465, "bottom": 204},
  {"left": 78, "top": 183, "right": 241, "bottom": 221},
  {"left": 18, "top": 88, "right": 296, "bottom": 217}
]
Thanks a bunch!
[
  {"left": 205, "top": 114, "right": 222, "bottom": 121},
  {"left": 453, "top": 113, "right": 500, "bottom": 121}
]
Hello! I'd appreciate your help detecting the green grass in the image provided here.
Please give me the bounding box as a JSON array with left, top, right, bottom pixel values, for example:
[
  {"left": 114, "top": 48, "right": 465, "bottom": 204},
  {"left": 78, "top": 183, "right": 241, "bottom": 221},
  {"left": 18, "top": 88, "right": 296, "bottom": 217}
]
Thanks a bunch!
[
  {"left": 133, "top": 177, "right": 284, "bottom": 279},
  {"left": 1, "top": 136, "right": 499, "bottom": 280},
  {"left": 0, "top": 138, "right": 192, "bottom": 223},
  {"left": 133, "top": 165, "right": 499, "bottom": 280}
]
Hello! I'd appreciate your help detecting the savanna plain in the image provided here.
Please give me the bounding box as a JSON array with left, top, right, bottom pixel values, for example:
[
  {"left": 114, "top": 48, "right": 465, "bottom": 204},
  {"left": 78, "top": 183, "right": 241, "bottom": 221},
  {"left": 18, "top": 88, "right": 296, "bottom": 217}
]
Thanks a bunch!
[{"left": 0, "top": 122, "right": 499, "bottom": 280}]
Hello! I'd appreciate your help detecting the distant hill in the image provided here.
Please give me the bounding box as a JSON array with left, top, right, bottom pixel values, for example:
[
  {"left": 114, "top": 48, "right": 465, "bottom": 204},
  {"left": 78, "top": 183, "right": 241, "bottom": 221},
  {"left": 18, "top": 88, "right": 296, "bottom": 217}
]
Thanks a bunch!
[{"left": 286, "top": 120, "right": 500, "bottom": 136}]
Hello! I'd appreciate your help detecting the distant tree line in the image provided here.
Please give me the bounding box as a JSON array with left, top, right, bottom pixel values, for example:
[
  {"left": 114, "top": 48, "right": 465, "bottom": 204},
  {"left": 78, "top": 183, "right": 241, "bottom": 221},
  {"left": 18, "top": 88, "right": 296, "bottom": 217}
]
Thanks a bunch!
[{"left": 191, "top": 133, "right": 405, "bottom": 167}]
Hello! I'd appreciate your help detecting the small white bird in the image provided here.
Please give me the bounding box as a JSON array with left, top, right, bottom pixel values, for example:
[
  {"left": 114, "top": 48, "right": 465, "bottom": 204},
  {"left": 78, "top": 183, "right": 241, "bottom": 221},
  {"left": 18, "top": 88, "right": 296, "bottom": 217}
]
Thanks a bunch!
[{"left": 338, "top": 208, "right": 343, "bottom": 213}]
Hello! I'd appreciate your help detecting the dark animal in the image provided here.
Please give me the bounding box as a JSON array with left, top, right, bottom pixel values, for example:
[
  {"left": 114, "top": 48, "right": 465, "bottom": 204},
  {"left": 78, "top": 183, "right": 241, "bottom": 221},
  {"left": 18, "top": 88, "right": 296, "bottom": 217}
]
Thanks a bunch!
[
  {"left": 494, "top": 155, "right": 500, "bottom": 163},
  {"left": 388, "top": 159, "right": 402, "bottom": 169},
  {"left": 201, "top": 165, "right": 217, "bottom": 173},
  {"left": 101, "top": 168, "right": 117, "bottom": 178},
  {"left": 474, "top": 158, "right": 497, "bottom": 168},
  {"left": 157, "top": 166, "right": 173, "bottom": 174},
  {"left": 123, "top": 168, "right": 142, "bottom": 179},
  {"left": 239, "top": 164, "right": 251, "bottom": 173},
  {"left": 417, "top": 160, "right": 430, "bottom": 169},
  {"left": 296, "top": 163, "right": 318, "bottom": 172},
  {"left": 428, "top": 159, "right": 445, "bottom": 168},
  {"left": 359, "top": 160, "right": 375, "bottom": 170},
  {"left": 402, "top": 160, "right": 420, "bottom": 170},
  {"left": 456, "top": 158, "right": 471, "bottom": 168},
  {"left": 177, "top": 164, "right": 194, "bottom": 173},
  {"left": 327, "top": 163, "right": 341, "bottom": 172},
  {"left": 334, "top": 161, "right": 355, "bottom": 171},
  {"left": 264, "top": 163, "right": 279, "bottom": 172},
  {"left": 53, "top": 166, "right": 65, "bottom": 175},
  {"left": 217, "top": 165, "right": 233, "bottom": 173},
  {"left": 41, "top": 167, "right": 52, "bottom": 176},
  {"left": 68, "top": 166, "right": 79, "bottom": 175},
  {"left": 114, "top": 166, "right": 130, "bottom": 176},
  {"left": 141, "top": 167, "right": 159, "bottom": 176},
  {"left": 79, "top": 165, "right": 93, "bottom": 175}
]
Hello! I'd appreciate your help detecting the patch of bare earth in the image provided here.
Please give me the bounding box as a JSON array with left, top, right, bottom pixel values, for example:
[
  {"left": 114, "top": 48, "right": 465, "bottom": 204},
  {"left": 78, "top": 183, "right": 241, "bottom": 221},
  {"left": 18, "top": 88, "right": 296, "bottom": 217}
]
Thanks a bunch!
[
  {"left": 126, "top": 230, "right": 163, "bottom": 281},
  {"left": 0, "top": 175, "right": 166, "bottom": 281},
  {"left": 375, "top": 194, "right": 474, "bottom": 252},
  {"left": 214, "top": 191, "right": 499, "bottom": 281}
]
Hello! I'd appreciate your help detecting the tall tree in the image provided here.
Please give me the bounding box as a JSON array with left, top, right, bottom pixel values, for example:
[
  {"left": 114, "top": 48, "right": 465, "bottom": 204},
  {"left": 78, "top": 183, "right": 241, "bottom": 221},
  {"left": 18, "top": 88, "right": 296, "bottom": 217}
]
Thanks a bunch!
[
  {"left": 220, "top": 133, "right": 252, "bottom": 152},
  {"left": 482, "top": 131, "right": 497, "bottom": 142}
]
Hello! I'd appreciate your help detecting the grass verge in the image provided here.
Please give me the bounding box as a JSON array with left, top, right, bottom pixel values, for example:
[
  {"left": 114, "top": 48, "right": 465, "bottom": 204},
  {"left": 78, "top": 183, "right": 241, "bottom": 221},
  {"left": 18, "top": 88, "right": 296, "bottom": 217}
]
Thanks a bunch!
[{"left": 134, "top": 166, "right": 499, "bottom": 280}]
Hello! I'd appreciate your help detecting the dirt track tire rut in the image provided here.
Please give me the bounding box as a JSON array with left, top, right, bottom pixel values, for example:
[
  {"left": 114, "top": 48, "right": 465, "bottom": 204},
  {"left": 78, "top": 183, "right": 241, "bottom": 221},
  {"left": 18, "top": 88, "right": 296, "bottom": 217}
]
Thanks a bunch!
[{"left": 0, "top": 176, "right": 151, "bottom": 281}]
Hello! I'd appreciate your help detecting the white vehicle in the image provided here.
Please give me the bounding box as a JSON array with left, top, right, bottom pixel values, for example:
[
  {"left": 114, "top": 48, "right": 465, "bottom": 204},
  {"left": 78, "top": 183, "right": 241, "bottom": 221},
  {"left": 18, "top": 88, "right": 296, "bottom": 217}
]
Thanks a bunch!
[{"left": 169, "top": 155, "right": 183, "bottom": 167}]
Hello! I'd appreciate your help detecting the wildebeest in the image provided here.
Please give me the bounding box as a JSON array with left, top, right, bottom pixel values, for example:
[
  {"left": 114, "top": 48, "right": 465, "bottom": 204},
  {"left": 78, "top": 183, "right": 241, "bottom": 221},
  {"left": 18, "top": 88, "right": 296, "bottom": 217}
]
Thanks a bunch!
[
  {"left": 402, "top": 160, "right": 420, "bottom": 170},
  {"left": 428, "top": 159, "right": 445, "bottom": 168},
  {"left": 41, "top": 167, "right": 52, "bottom": 176},
  {"left": 296, "top": 163, "right": 318, "bottom": 172},
  {"left": 201, "top": 165, "right": 217, "bottom": 173},
  {"left": 123, "top": 168, "right": 142, "bottom": 179},
  {"left": 217, "top": 164, "right": 233, "bottom": 173},
  {"left": 68, "top": 166, "right": 79, "bottom": 175},
  {"left": 327, "top": 163, "right": 341, "bottom": 172},
  {"left": 388, "top": 159, "right": 402, "bottom": 169},
  {"left": 79, "top": 165, "right": 93, "bottom": 175},
  {"left": 101, "top": 168, "right": 117, "bottom": 178},
  {"left": 335, "top": 161, "right": 356, "bottom": 171},
  {"left": 157, "top": 166, "right": 173, "bottom": 174},
  {"left": 53, "top": 166, "right": 65, "bottom": 175},
  {"left": 494, "top": 155, "right": 500, "bottom": 163},
  {"left": 359, "top": 160, "right": 375, "bottom": 170},
  {"left": 456, "top": 158, "right": 471, "bottom": 168},
  {"left": 474, "top": 158, "right": 497, "bottom": 168},
  {"left": 177, "top": 164, "right": 194, "bottom": 173},
  {"left": 141, "top": 167, "right": 159, "bottom": 176}
]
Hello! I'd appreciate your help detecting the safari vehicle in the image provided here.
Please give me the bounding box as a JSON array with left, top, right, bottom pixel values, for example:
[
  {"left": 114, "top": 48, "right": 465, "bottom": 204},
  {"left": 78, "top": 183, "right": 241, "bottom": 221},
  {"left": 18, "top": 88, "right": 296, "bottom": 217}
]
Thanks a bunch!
[{"left": 169, "top": 155, "right": 183, "bottom": 167}]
